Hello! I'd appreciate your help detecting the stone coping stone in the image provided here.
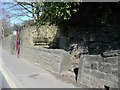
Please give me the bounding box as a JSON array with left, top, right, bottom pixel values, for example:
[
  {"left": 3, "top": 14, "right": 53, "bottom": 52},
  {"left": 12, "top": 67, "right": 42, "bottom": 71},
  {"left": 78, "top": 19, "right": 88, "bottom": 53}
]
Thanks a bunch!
[
  {"left": 103, "top": 50, "right": 120, "bottom": 57},
  {"left": 23, "top": 45, "right": 67, "bottom": 55}
]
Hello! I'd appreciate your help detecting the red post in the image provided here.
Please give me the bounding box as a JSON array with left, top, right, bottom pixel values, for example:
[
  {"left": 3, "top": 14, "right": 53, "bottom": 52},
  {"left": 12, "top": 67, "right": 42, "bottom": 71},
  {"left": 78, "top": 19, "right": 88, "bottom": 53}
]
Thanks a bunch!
[{"left": 15, "top": 30, "right": 19, "bottom": 58}]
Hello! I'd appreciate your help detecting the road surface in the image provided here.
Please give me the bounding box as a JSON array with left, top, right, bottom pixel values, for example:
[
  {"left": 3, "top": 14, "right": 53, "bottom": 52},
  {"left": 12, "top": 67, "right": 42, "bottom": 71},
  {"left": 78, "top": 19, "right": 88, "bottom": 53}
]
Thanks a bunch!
[{"left": 0, "top": 71, "right": 10, "bottom": 89}]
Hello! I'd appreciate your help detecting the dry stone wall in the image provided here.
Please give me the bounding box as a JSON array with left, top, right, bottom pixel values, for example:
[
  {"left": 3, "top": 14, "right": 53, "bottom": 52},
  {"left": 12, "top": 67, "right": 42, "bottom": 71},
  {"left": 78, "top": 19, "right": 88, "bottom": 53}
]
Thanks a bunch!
[{"left": 77, "top": 50, "right": 120, "bottom": 88}]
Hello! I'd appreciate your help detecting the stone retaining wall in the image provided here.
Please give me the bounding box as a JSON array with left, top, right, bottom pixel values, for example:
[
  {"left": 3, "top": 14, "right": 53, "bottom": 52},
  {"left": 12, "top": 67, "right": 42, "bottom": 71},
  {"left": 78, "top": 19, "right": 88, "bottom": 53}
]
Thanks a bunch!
[
  {"left": 2, "top": 35, "right": 120, "bottom": 88},
  {"left": 20, "top": 46, "right": 70, "bottom": 74},
  {"left": 2, "top": 35, "right": 13, "bottom": 53},
  {"left": 77, "top": 50, "right": 120, "bottom": 88},
  {"left": 2, "top": 35, "right": 71, "bottom": 75}
]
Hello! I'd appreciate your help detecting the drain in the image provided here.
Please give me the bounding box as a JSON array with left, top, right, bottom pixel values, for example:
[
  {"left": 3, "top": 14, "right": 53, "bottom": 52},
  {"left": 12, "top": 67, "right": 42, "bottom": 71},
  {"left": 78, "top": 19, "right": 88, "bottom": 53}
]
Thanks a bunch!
[{"left": 73, "top": 68, "right": 79, "bottom": 82}]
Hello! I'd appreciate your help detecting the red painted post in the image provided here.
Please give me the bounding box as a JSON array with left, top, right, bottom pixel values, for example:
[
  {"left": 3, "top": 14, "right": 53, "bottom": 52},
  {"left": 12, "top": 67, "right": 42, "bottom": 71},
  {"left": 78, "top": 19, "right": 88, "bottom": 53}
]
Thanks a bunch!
[{"left": 15, "top": 30, "right": 19, "bottom": 58}]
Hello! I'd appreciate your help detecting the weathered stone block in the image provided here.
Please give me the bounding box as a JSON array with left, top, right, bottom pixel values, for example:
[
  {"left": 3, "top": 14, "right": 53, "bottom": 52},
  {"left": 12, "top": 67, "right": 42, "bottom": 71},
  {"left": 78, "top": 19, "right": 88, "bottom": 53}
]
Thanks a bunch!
[
  {"left": 84, "top": 55, "right": 103, "bottom": 62},
  {"left": 81, "top": 77, "right": 93, "bottom": 88},
  {"left": 104, "top": 74, "right": 118, "bottom": 83},
  {"left": 91, "top": 62, "right": 98, "bottom": 70},
  {"left": 103, "top": 79, "right": 119, "bottom": 88},
  {"left": 103, "top": 57, "right": 118, "bottom": 64},
  {"left": 110, "top": 64, "right": 118, "bottom": 70},
  {"left": 103, "top": 50, "right": 120, "bottom": 57},
  {"left": 99, "top": 63, "right": 111, "bottom": 73},
  {"left": 77, "top": 55, "right": 85, "bottom": 85},
  {"left": 110, "top": 88, "right": 119, "bottom": 90},
  {"left": 77, "top": 82, "right": 88, "bottom": 88},
  {"left": 60, "top": 52, "right": 71, "bottom": 74},
  {"left": 84, "top": 68, "right": 105, "bottom": 79},
  {"left": 51, "top": 50, "right": 61, "bottom": 55},
  {"left": 84, "top": 60, "right": 91, "bottom": 69},
  {"left": 20, "top": 46, "right": 70, "bottom": 74},
  {"left": 81, "top": 72, "right": 107, "bottom": 88},
  {"left": 77, "top": 53, "right": 119, "bottom": 88}
]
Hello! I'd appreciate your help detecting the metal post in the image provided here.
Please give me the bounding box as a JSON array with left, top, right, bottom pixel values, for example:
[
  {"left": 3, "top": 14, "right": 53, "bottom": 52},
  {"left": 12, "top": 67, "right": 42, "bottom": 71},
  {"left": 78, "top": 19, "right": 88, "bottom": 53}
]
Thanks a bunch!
[{"left": 15, "top": 30, "right": 18, "bottom": 58}]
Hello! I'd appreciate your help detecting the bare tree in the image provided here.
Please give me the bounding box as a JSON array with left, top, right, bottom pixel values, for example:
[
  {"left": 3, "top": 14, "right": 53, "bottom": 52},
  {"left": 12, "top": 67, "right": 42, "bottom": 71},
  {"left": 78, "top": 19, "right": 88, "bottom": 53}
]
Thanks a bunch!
[
  {"left": 13, "top": 1, "right": 43, "bottom": 36},
  {"left": 1, "top": 18, "right": 12, "bottom": 37}
]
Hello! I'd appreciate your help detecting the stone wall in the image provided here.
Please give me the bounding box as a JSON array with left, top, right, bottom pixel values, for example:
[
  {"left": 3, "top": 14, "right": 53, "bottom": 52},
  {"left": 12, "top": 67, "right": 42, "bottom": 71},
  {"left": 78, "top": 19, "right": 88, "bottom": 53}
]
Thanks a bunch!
[
  {"left": 68, "top": 25, "right": 120, "bottom": 58},
  {"left": 77, "top": 50, "right": 120, "bottom": 88},
  {"left": 22, "top": 23, "right": 60, "bottom": 46},
  {"left": 2, "top": 35, "right": 14, "bottom": 53},
  {"left": 2, "top": 34, "right": 71, "bottom": 75},
  {"left": 20, "top": 45, "right": 70, "bottom": 74}
]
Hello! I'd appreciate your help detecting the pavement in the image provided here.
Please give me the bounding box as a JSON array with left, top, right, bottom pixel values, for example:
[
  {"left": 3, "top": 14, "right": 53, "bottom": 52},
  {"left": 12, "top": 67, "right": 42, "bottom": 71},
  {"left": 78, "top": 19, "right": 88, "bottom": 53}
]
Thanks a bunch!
[
  {"left": 0, "top": 48, "right": 77, "bottom": 88},
  {"left": 0, "top": 71, "right": 10, "bottom": 89}
]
